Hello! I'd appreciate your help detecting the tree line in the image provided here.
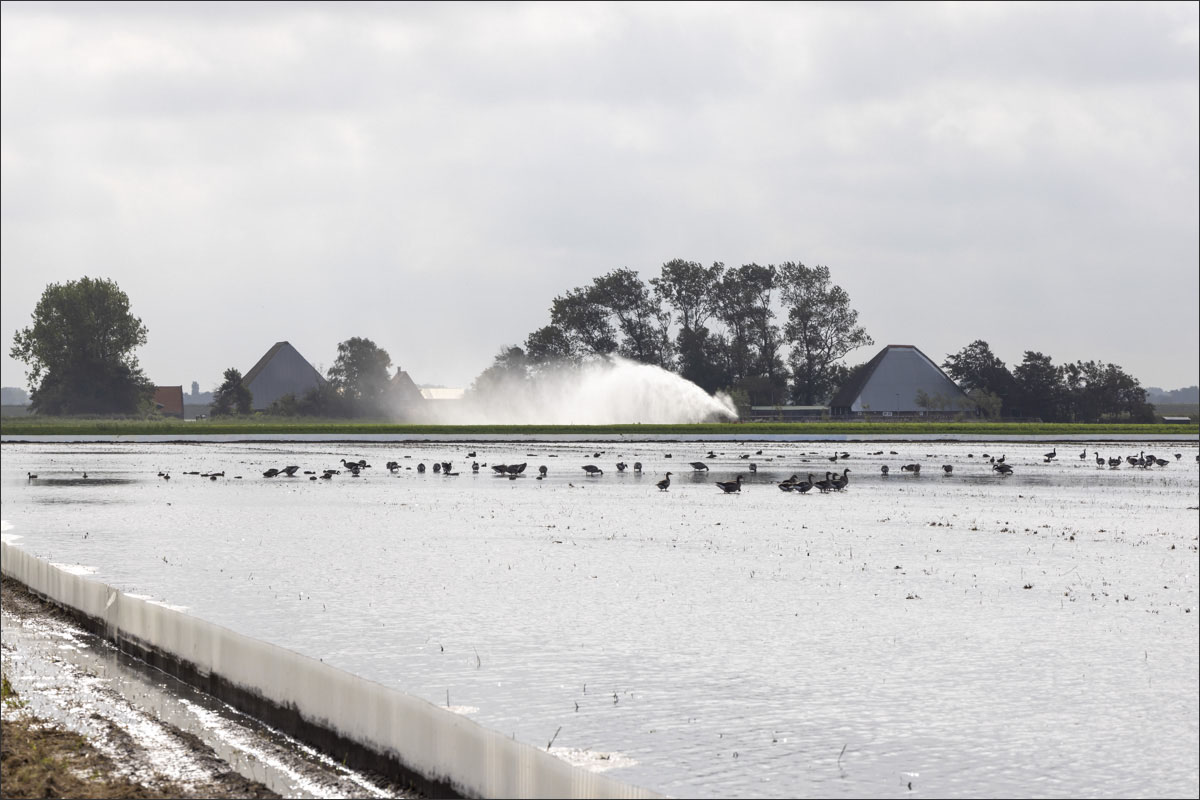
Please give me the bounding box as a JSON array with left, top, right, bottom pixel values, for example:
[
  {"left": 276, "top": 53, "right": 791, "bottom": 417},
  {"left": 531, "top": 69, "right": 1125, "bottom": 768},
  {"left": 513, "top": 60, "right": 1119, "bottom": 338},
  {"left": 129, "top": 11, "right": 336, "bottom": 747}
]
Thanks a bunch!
[
  {"left": 941, "top": 340, "right": 1156, "bottom": 423},
  {"left": 9, "top": 275, "right": 1166, "bottom": 423},
  {"left": 477, "top": 259, "right": 874, "bottom": 408}
]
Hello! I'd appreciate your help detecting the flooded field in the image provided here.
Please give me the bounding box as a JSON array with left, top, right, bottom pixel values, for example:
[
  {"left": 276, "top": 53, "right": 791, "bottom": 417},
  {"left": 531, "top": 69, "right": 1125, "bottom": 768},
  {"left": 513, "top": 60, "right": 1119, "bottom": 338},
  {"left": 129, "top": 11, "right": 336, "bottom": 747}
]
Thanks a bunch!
[{"left": 2, "top": 439, "right": 1198, "bottom": 798}]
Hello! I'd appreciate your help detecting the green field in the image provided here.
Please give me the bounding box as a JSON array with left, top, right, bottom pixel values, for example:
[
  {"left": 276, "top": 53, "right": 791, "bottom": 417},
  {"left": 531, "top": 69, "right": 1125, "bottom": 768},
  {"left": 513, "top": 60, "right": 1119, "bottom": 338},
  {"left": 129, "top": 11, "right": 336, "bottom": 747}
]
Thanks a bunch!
[{"left": 1, "top": 416, "right": 1196, "bottom": 437}]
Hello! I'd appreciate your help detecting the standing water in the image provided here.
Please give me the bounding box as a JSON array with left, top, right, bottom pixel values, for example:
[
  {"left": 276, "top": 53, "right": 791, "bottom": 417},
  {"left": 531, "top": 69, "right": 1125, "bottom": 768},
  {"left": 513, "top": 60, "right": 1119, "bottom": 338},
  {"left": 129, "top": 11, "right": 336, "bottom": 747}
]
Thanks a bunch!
[{"left": 2, "top": 440, "right": 1198, "bottom": 798}]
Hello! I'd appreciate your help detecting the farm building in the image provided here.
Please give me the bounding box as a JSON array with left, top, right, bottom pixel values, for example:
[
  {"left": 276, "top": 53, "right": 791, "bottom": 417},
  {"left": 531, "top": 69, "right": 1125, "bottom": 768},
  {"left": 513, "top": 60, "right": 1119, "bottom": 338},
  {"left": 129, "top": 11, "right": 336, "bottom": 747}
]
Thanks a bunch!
[
  {"left": 242, "top": 341, "right": 326, "bottom": 411},
  {"left": 152, "top": 386, "right": 184, "bottom": 418},
  {"left": 392, "top": 369, "right": 425, "bottom": 406},
  {"left": 830, "top": 344, "right": 972, "bottom": 416}
]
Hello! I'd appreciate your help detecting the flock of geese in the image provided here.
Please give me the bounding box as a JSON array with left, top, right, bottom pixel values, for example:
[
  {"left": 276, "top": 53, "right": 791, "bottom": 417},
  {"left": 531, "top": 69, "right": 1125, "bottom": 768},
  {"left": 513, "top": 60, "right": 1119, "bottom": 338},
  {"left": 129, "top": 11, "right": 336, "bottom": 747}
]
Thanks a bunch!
[{"left": 71, "top": 444, "right": 1189, "bottom": 493}]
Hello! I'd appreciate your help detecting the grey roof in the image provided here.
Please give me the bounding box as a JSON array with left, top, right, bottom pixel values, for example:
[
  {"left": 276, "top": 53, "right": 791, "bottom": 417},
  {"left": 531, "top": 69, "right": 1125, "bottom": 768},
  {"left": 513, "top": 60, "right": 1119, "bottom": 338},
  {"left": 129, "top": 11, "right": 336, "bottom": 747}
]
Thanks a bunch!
[
  {"left": 830, "top": 344, "right": 970, "bottom": 413},
  {"left": 242, "top": 341, "right": 325, "bottom": 410}
]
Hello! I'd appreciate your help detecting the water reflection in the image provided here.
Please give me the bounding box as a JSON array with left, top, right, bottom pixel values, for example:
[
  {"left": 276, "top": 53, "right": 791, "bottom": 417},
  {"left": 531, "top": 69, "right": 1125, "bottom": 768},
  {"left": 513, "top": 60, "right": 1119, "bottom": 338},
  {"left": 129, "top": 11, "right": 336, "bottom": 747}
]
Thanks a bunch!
[{"left": 1, "top": 439, "right": 1197, "bottom": 799}]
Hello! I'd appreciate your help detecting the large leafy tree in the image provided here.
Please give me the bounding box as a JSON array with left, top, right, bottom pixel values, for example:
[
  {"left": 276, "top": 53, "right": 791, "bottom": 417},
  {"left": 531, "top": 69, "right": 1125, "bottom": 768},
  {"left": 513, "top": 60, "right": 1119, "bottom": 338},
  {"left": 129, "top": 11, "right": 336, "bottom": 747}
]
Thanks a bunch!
[
  {"left": 210, "top": 368, "right": 253, "bottom": 416},
  {"left": 468, "top": 345, "right": 531, "bottom": 396},
  {"left": 327, "top": 337, "right": 393, "bottom": 415},
  {"left": 715, "top": 264, "right": 778, "bottom": 390},
  {"left": 1013, "top": 351, "right": 1066, "bottom": 421},
  {"left": 778, "top": 262, "right": 873, "bottom": 405},
  {"left": 651, "top": 259, "right": 725, "bottom": 390},
  {"left": 10, "top": 277, "right": 153, "bottom": 415},
  {"left": 591, "top": 268, "right": 672, "bottom": 368},
  {"left": 942, "top": 340, "right": 1016, "bottom": 415}
]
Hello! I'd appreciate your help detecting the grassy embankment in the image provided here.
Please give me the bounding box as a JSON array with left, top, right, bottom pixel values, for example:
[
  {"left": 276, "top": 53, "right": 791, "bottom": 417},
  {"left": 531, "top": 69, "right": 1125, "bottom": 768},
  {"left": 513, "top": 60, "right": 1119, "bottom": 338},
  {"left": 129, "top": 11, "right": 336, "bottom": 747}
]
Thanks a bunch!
[
  {"left": 1, "top": 674, "right": 184, "bottom": 799},
  {"left": 1, "top": 417, "right": 1195, "bottom": 437}
]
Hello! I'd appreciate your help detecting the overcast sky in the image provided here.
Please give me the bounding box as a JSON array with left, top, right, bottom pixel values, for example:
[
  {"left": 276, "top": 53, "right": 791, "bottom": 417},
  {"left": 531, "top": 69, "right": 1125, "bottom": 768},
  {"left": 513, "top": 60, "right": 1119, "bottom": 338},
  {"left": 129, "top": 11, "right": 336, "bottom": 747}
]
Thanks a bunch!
[{"left": 3, "top": 1, "right": 1197, "bottom": 395}]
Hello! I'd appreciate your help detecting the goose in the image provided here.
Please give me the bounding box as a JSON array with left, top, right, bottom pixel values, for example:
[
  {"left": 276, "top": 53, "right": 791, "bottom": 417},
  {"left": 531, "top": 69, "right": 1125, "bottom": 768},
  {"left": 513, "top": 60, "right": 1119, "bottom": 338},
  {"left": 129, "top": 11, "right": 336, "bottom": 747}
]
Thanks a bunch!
[
  {"left": 417, "top": 463, "right": 426, "bottom": 473},
  {"left": 491, "top": 464, "right": 509, "bottom": 474},
  {"left": 828, "top": 453, "right": 840, "bottom": 462},
  {"left": 441, "top": 462, "right": 453, "bottom": 474},
  {"left": 616, "top": 462, "right": 627, "bottom": 472},
  {"left": 505, "top": 463, "right": 527, "bottom": 475},
  {"left": 263, "top": 468, "right": 281, "bottom": 478},
  {"left": 880, "top": 465, "right": 889, "bottom": 476},
  {"left": 992, "top": 463, "right": 1013, "bottom": 475},
  {"left": 714, "top": 475, "right": 744, "bottom": 493},
  {"left": 1094, "top": 452, "right": 1104, "bottom": 468},
  {"left": 467, "top": 451, "right": 477, "bottom": 458},
  {"left": 795, "top": 474, "right": 814, "bottom": 493},
  {"left": 386, "top": 461, "right": 400, "bottom": 472},
  {"left": 1155, "top": 458, "right": 1169, "bottom": 467},
  {"left": 656, "top": 472, "right": 673, "bottom": 491},
  {"left": 749, "top": 463, "right": 757, "bottom": 473},
  {"left": 705, "top": 451, "right": 717, "bottom": 459},
  {"left": 471, "top": 462, "right": 479, "bottom": 473},
  {"left": 942, "top": 464, "right": 953, "bottom": 475},
  {"left": 539, "top": 465, "right": 548, "bottom": 476},
  {"left": 633, "top": 462, "right": 642, "bottom": 473},
  {"left": 319, "top": 471, "right": 333, "bottom": 480},
  {"left": 341, "top": 458, "right": 367, "bottom": 469},
  {"left": 27, "top": 472, "right": 37, "bottom": 480},
  {"left": 582, "top": 465, "right": 603, "bottom": 476},
  {"left": 814, "top": 472, "right": 835, "bottom": 493},
  {"left": 1175, "top": 453, "right": 1182, "bottom": 460},
  {"left": 831, "top": 468, "right": 850, "bottom": 490},
  {"left": 281, "top": 465, "right": 300, "bottom": 477},
  {"left": 1043, "top": 447, "right": 1057, "bottom": 461},
  {"left": 689, "top": 461, "right": 709, "bottom": 471},
  {"left": 1079, "top": 448, "right": 1088, "bottom": 460},
  {"left": 1107, "top": 456, "right": 1122, "bottom": 469},
  {"left": 996, "top": 455, "right": 1006, "bottom": 465},
  {"left": 738, "top": 454, "right": 750, "bottom": 460},
  {"left": 433, "top": 463, "right": 442, "bottom": 473}
]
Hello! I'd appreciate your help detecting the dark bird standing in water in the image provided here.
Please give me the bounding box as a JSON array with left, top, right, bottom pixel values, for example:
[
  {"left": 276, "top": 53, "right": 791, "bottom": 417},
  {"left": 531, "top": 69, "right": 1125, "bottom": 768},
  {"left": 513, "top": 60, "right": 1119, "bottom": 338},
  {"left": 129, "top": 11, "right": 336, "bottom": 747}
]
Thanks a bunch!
[
  {"left": 656, "top": 472, "right": 673, "bottom": 491},
  {"left": 715, "top": 475, "right": 744, "bottom": 493},
  {"left": 582, "top": 465, "right": 603, "bottom": 476},
  {"left": 689, "top": 462, "right": 709, "bottom": 471}
]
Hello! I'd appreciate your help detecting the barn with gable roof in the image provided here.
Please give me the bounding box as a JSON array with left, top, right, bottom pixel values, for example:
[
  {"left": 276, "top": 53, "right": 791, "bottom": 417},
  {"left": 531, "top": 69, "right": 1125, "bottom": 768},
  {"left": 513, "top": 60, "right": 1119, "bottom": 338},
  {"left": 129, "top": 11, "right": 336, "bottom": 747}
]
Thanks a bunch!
[
  {"left": 830, "top": 344, "right": 972, "bottom": 416},
  {"left": 242, "top": 341, "right": 326, "bottom": 411}
]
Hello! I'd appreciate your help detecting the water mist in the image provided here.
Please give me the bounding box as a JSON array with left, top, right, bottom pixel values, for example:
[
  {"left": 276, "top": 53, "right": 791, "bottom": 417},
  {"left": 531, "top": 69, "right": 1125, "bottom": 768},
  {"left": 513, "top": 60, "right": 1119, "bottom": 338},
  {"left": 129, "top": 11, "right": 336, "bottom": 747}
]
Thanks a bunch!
[{"left": 411, "top": 357, "right": 738, "bottom": 425}]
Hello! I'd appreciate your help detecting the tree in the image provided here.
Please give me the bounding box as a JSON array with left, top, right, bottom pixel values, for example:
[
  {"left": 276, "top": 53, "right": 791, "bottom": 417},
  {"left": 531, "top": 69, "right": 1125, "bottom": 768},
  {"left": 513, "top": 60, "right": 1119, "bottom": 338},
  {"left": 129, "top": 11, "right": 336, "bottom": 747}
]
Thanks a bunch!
[
  {"left": 1062, "top": 360, "right": 1155, "bottom": 422},
  {"left": 524, "top": 325, "right": 576, "bottom": 366},
  {"left": 210, "top": 368, "right": 253, "bottom": 416},
  {"left": 327, "top": 337, "right": 393, "bottom": 416},
  {"left": 10, "top": 277, "right": 153, "bottom": 415},
  {"left": 591, "top": 268, "right": 672, "bottom": 368},
  {"left": 1013, "top": 351, "right": 1065, "bottom": 421},
  {"left": 778, "top": 262, "right": 873, "bottom": 405},
  {"left": 942, "top": 340, "right": 1016, "bottom": 416},
  {"left": 651, "top": 260, "right": 725, "bottom": 390},
  {"left": 468, "top": 346, "right": 531, "bottom": 396}
]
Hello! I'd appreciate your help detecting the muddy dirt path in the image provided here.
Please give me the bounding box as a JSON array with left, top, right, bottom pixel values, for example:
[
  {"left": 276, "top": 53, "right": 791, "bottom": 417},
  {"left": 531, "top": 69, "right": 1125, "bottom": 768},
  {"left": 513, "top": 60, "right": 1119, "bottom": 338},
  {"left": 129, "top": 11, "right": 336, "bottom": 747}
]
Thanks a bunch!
[{"left": 1, "top": 577, "right": 421, "bottom": 799}]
